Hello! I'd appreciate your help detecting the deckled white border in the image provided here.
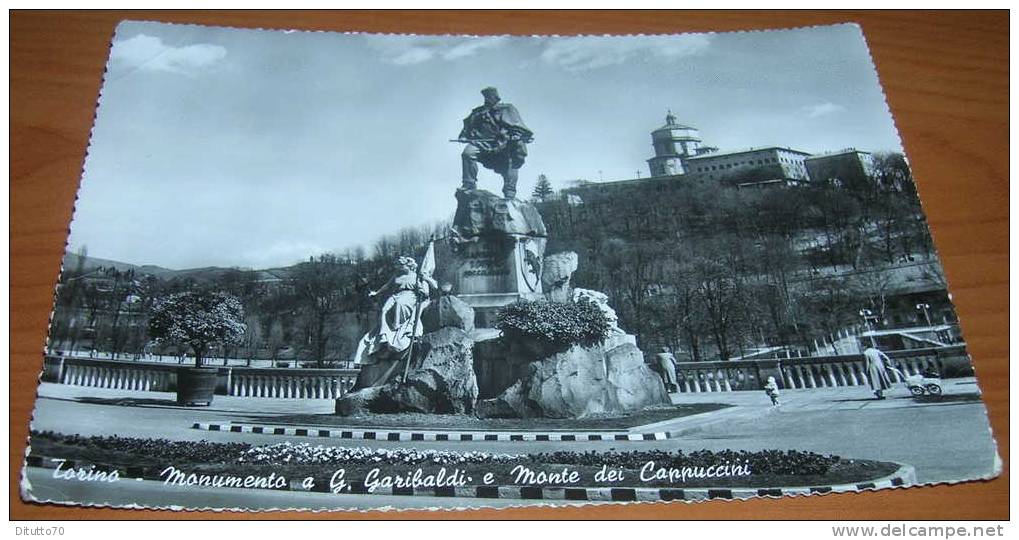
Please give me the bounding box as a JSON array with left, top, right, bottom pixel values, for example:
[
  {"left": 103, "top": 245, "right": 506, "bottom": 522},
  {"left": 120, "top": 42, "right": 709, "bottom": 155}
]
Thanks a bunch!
[{"left": 27, "top": 459, "right": 988, "bottom": 515}]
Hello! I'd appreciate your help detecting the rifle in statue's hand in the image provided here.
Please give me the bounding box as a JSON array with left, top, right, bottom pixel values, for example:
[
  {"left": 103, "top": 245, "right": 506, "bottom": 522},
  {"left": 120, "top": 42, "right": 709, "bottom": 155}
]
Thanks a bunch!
[
  {"left": 506, "top": 133, "right": 535, "bottom": 144},
  {"left": 449, "top": 135, "right": 534, "bottom": 144},
  {"left": 448, "top": 138, "right": 498, "bottom": 144}
]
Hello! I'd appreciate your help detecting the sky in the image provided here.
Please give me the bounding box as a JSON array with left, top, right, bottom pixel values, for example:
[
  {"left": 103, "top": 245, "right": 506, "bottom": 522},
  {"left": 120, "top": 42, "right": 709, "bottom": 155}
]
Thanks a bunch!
[{"left": 69, "top": 21, "right": 905, "bottom": 270}]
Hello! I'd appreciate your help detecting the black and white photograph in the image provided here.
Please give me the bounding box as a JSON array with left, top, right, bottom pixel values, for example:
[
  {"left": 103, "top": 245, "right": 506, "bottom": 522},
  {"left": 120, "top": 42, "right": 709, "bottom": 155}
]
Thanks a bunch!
[{"left": 21, "top": 20, "right": 1000, "bottom": 512}]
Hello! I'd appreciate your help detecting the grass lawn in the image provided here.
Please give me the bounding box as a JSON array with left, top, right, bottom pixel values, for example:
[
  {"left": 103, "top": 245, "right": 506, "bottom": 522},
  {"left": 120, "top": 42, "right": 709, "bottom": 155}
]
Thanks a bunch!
[{"left": 238, "top": 404, "right": 730, "bottom": 431}]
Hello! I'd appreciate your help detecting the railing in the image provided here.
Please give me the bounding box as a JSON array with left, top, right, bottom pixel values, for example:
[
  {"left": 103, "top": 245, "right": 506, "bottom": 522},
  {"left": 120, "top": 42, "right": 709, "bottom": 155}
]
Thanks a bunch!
[
  {"left": 674, "top": 345, "right": 970, "bottom": 393},
  {"left": 779, "top": 356, "right": 872, "bottom": 390},
  {"left": 779, "top": 347, "right": 947, "bottom": 390},
  {"left": 673, "top": 360, "right": 763, "bottom": 393},
  {"left": 46, "top": 349, "right": 355, "bottom": 369},
  {"left": 42, "top": 355, "right": 359, "bottom": 399},
  {"left": 45, "top": 345, "right": 971, "bottom": 398},
  {"left": 46, "top": 356, "right": 179, "bottom": 392},
  {"left": 229, "top": 368, "right": 356, "bottom": 399}
]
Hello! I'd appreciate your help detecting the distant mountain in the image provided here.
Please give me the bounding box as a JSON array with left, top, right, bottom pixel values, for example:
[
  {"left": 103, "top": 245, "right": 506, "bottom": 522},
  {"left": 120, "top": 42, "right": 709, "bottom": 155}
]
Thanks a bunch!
[
  {"left": 61, "top": 252, "right": 178, "bottom": 277},
  {"left": 59, "top": 252, "right": 296, "bottom": 283}
]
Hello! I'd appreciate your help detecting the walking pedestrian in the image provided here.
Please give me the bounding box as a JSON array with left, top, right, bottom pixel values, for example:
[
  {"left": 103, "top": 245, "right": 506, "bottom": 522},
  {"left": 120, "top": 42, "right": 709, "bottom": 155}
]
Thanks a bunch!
[
  {"left": 764, "top": 376, "right": 781, "bottom": 406},
  {"left": 863, "top": 346, "right": 894, "bottom": 399}
]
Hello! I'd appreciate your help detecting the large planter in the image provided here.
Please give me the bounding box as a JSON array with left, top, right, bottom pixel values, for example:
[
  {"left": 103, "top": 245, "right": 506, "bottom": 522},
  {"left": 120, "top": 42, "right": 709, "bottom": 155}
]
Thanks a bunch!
[{"left": 176, "top": 367, "right": 218, "bottom": 406}]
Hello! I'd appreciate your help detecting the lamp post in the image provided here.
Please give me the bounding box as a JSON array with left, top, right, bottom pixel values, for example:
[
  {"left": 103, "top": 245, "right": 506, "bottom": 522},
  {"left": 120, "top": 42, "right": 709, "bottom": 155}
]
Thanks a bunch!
[
  {"left": 859, "top": 308, "right": 875, "bottom": 330},
  {"left": 859, "top": 308, "right": 878, "bottom": 348},
  {"left": 916, "top": 302, "right": 932, "bottom": 327}
]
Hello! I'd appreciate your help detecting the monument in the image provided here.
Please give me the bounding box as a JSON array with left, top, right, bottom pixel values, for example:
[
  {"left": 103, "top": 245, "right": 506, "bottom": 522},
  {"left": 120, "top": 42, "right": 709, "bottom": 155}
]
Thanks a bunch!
[
  {"left": 339, "top": 248, "right": 481, "bottom": 416},
  {"left": 457, "top": 86, "right": 533, "bottom": 200},
  {"left": 350, "top": 255, "right": 437, "bottom": 389},
  {"left": 435, "top": 86, "right": 547, "bottom": 328},
  {"left": 337, "top": 88, "right": 667, "bottom": 418}
]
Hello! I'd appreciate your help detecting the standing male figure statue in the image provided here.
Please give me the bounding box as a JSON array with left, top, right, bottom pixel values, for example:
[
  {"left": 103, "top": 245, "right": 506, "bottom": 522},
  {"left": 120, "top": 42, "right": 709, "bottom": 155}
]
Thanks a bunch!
[
  {"left": 654, "top": 346, "right": 680, "bottom": 393},
  {"left": 456, "top": 87, "right": 534, "bottom": 199}
]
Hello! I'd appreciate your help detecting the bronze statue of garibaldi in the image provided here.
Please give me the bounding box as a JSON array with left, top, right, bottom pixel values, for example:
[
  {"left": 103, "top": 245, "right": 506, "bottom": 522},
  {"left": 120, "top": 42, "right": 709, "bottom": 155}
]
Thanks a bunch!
[{"left": 455, "top": 87, "right": 534, "bottom": 200}]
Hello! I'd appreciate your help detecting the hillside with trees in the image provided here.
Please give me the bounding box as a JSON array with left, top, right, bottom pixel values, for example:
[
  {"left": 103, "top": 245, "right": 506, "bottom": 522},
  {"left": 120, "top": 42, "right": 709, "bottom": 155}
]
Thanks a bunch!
[
  {"left": 46, "top": 152, "right": 955, "bottom": 365},
  {"left": 48, "top": 221, "right": 447, "bottom": 367},
  {"left": 536, "top": 152, "right": 950, "bottom": 360}
]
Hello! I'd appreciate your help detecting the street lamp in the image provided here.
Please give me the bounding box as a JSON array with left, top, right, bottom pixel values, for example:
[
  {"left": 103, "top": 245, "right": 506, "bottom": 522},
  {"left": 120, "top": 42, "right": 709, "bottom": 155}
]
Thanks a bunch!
[
  {"left": 859, "top": 308, "right": 878, "bottom": 348},
  {"left": 916, "top": 303, "right": 932, "bottom": 327},
  {"left": 859, "top": 308, "right": 875, "bottom": 330}
]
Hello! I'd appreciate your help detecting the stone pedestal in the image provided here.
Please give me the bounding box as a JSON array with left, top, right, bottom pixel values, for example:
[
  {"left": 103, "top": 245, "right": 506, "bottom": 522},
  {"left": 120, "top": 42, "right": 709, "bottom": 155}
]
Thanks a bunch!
[
  {"left": 435, "top": 236, "right": 546, "bottom": 327},
  {"left": 435, "top": 189, "right": 547, "bottom": 328}
]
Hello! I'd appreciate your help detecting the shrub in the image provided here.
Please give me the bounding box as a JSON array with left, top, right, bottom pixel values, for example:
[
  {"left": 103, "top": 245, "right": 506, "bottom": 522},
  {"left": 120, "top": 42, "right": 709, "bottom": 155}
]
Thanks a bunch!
[
  {"left": 148, "top": 290, "right": 246, "bottom": 367},
  {"left": 495, "top": 299, "right": 611, "bottom": 350}
]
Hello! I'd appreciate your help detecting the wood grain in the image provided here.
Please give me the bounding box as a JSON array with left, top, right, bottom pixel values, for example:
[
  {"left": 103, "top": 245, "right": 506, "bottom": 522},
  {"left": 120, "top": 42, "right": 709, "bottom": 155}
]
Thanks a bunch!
[{"left": 10, "top": 10, "right": 1008, "bottom": 520}]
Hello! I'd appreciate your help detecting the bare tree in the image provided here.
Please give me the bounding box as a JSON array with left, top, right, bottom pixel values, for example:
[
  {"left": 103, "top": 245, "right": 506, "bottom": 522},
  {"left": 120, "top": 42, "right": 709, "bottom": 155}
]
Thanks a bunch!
[
  {"left": 291, "top": 254, "right": 353, "bottom": 367},
  {"left": 653, "top": 254, "right": 707, "bottom": 361},
  {"left": 850, "top": 270, "right": 895, "bottom": 326},
  {"left": 690, "top": 256, "right": 749, "bottom": 361}
]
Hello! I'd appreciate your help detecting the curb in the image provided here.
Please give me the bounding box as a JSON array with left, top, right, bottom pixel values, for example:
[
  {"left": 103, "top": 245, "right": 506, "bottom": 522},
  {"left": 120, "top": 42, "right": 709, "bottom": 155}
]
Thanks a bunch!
[
  {"left": 190, "top": 422, "right": 672, "bottom": 442},
  {"left": 23, "top": 455, "right": 916, "bottom": 502},
  {"left": 635, "top": 405, "right": 759, "bottom": 436}
]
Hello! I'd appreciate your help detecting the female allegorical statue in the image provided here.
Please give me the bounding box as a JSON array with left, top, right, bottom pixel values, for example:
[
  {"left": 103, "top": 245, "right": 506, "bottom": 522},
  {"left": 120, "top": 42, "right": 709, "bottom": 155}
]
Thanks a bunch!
[{"left": 353, "top": 256, "right": 437, "bottom": 368}]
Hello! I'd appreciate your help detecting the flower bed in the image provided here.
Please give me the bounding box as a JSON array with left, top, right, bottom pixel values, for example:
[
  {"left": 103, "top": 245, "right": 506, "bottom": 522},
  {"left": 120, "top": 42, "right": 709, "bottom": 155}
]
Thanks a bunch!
[
  {"left": 238, "top": 443, "right": 523, "bottom": 466},
  {"left": 28, "top": 431, "right": 900, "bottom": 489},
  {"left": 31, "top": 432, "right": 247, "bottom": 464},
  {"left": 533, "top": 449, "right": 841, "bottom": 476}
]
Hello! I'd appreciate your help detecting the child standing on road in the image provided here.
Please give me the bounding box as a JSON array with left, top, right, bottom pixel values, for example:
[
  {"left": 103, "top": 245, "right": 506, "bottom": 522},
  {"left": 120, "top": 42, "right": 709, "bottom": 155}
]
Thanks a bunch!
[{"left": 764, "top": 376, "right": 780, "bottom": 406}]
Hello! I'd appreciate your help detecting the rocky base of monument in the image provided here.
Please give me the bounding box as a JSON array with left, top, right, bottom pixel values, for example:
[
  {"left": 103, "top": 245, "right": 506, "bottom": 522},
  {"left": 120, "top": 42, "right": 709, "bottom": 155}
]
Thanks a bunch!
[
  {"left": 450, "top": 188, "right": 547, "bottom": 240},
  {"left": 475, "top": 334, "right": 670, "bottom": 419},
  {"left": 420, "top": 295, "right": 475, "bottom": 335},
  {"left": 335, "top": 235, "right": 670, "bottom": 421},
  {"left": 473, "top": 265, "right": 670, "bottom": 419},
  {"left": 335, "top": 327, "right": 479, "bottom": 416}
]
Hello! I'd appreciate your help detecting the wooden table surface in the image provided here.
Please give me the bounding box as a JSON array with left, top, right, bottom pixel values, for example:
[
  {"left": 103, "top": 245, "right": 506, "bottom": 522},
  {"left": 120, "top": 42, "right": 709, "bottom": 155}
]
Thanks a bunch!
[{"left": 10, "top": 10, "right": 1008, "bottom": 520}]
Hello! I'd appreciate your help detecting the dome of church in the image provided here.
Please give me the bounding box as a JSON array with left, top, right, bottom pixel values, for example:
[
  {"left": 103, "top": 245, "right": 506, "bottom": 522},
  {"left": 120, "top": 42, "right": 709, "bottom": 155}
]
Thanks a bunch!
[
  {"left": 651, "top": 111, "right": 701, "bottom": 142},
  {"left": 647, "top": 110, "right": 710, "bottom": 177},
  {"left": 654, "top": 111, "right": 696, "bottom": 132}
]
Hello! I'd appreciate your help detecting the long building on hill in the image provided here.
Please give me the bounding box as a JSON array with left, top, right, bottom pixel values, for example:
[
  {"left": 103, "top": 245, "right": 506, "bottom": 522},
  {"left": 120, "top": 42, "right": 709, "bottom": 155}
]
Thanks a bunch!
[
  {"left": 571, "top": 112, "right": 877, "bottom": 195},
  {"left": 684, "top": 146, "right": 812, "bottom": 187},
  {"left": 804, "top": 148, "right": 877, "bottom": 189}
]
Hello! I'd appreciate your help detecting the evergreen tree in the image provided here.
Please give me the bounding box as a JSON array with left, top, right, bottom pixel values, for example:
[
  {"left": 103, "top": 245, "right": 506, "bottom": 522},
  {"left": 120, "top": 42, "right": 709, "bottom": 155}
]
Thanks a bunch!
[{"left": 531, "top": 174, "right": 554, "bottom": 202}]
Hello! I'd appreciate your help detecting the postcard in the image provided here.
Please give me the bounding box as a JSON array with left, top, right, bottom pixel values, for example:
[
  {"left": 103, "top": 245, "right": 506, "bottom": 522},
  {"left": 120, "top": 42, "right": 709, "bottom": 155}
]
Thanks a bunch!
[{"left": 21, "top": 20, "right": 1000, "bottom": 512}]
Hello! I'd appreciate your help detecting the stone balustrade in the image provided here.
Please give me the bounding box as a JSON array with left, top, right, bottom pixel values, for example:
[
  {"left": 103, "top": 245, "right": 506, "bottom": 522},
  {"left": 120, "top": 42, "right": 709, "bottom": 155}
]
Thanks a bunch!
[
  {"left": 673, "top": 345, "right": 969, "bottom": 393},
  {"left": 673, "top": 360, "right": 763, "bottom": 393},
  {"left": 779, "top": 356, "right": 872, "bottom": 390},
  {"left": 43, "top": 345, "right": 970, "bottom": 398},
  {"left": 42, "top": 355, "right": 358, "bottom": 399},
  {"left": 44, "top": 356, "right": 180, "bottom": 392},
  {"left": 229, "top": 368, "right": 356, "bottom": 399}
]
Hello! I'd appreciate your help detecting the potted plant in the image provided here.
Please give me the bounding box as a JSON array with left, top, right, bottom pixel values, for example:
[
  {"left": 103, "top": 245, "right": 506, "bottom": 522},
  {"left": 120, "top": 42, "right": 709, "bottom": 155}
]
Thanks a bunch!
[{"left": 148, "top": 290, "right": 246, "bottom": 406}]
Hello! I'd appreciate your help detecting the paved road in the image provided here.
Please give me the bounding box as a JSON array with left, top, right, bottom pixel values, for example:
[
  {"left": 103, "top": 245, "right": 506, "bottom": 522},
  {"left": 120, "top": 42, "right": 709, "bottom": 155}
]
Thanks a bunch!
[{"left": 22, "top": 380, "right": 1000, "bottom": 509}]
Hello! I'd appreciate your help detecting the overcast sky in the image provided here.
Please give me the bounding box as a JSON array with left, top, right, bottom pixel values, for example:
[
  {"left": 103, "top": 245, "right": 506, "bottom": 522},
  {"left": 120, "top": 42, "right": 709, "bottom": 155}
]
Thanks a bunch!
[{"left": 69, "top": 21, "right": 904, "bottom": 270}]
